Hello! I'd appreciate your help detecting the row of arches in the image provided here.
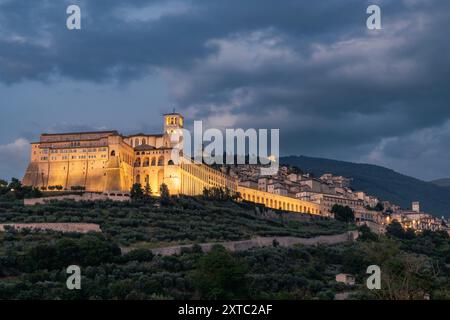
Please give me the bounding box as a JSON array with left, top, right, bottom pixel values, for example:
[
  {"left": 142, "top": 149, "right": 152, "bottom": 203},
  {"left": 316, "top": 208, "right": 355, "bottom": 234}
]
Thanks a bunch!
[
  {"left": 166, "top": 116, "right": 182, "bottom": 126},
  {"left": 135, "top": 174, "right": 149, "bottom": 185},
  {"left": 180, "top": 162, "right": 238, "bottom": 192},
  {"left": 241, "top": 192, "right": 320, "bottom": 214},
  {"left": 134, "top": 156, "right": 174, "bottom": 167},
  {"left": 131, "top": 138, "right": 148, "bottom": 147}
]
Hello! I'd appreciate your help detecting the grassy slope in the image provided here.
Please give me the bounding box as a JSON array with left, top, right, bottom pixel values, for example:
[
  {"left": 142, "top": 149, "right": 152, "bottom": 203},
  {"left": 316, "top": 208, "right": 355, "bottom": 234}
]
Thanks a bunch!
[{"left": 0, "top": 197, "right": 348, "bottom": 248}]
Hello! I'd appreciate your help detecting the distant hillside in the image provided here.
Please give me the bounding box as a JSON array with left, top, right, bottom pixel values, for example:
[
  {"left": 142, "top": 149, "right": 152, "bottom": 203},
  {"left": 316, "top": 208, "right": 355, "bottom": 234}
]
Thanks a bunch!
[
  {"left": 281, "top": 155, "right": 450, "bottom": 217},
  {"left": 430, "top": 178, "right": 450, "bottom": 188}
]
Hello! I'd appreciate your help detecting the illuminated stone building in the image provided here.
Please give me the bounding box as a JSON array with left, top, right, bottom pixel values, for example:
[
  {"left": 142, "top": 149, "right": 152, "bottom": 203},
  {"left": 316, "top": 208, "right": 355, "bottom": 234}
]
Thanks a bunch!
[{"left": 22, "top": 113, "right": 321, "bottom": 215}]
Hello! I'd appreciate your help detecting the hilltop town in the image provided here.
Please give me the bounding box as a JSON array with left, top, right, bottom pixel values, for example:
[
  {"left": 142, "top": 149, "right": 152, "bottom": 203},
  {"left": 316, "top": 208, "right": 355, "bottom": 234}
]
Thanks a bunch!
[
  {"left": 225, "top": 163, "right": 450, "bottom": 235},
  {"left": 14, "top": 112, "right": 449, "bottom": 236}
]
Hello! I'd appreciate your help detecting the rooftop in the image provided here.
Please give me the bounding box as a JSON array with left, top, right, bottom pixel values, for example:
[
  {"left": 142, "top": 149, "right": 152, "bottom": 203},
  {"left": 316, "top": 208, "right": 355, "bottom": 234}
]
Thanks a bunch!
[{"left": 41, "top": 130, "right": 119, "bottom": 136}]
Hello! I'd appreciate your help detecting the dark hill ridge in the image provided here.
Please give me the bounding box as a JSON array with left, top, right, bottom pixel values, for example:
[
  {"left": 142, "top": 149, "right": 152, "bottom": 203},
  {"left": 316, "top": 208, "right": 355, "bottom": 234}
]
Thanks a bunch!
[
  {"left": 430, "top": 178, "right": 450, "bottom": 188},
  {"left": 281, "top": 155, "right": 450, "bottom": 217}
]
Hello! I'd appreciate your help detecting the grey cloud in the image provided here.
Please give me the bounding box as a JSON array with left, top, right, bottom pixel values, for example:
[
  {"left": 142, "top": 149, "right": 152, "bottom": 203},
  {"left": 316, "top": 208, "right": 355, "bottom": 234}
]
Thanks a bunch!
[{"left": 0, "top": 0, "right": 449, "bottom": 179}]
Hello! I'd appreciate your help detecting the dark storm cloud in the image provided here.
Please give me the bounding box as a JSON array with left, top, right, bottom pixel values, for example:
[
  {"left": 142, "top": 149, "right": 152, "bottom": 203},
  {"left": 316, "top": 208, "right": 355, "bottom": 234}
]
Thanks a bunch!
[
  {"left": 0, "top": 0, "right": 376, "bottom": 82},
  {"left": 0, "top": 0, "right": 449, "bottom": 179}
]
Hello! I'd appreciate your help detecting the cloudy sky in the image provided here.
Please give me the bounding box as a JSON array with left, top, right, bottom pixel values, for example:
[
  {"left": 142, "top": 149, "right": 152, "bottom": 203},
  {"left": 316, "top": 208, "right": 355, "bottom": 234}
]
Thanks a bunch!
[{"left": 0, "top": 0, "right": 449, "bottom": 181}]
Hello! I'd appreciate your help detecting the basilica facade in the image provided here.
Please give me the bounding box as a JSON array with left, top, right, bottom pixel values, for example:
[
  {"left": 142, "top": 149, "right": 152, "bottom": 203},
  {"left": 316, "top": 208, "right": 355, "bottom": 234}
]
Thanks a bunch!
[{"left": 23, "top": 113, "right": 222, "bottom": 195}]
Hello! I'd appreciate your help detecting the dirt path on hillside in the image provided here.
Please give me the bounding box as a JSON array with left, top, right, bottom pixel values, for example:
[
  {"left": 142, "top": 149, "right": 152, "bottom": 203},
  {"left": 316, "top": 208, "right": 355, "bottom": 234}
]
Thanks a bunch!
[{"left": 123, "top": 230, "right": 359, "bottom": 256}]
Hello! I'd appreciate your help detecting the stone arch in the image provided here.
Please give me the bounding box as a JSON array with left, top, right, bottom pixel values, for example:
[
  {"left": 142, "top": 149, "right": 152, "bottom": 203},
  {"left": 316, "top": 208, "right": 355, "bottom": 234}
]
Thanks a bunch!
[
  {"left": 142, "top": 138, "right": 147, "bottom": 145},
  {"left": 168, "top": 160, "right": 174, "bottom": 165},
  {"left": 135, "top": 138, "right": 139, "bottom": 146}
]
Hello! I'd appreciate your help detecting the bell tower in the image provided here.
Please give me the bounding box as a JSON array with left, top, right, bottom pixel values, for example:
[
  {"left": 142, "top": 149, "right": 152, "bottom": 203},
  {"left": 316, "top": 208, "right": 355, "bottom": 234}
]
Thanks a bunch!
[{"left": 163, "top": 112, "right": 184, "bottom": 148}]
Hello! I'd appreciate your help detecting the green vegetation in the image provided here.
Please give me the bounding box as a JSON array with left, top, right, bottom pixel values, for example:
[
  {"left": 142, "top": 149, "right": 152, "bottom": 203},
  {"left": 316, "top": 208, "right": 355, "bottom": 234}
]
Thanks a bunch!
[
  {"left": 0, "top": 192, "right": 348, "bottom": 249},
  {"left": 1, "top": 227, "right": 450, "bottom": 300},
  {"left": 331, "top": 204, "right": 355, "bottom": 223},
  {"left": 130, "top": 183, "right": 146, "bottom": 201},
  {"left": 0, "top": 178, "right": 42, "bottom": 199},
  {"left": 1, "top": 180, "right": 449, "bottom": 300},
  {"left": 159, "top": 183, "right": 171, "bottom": 206},
  {"left": 190, "top": 245, "right": 248, "bottom": 299},
  {"left": 342, "top": 227, "right": 450, "bottom": 299}
]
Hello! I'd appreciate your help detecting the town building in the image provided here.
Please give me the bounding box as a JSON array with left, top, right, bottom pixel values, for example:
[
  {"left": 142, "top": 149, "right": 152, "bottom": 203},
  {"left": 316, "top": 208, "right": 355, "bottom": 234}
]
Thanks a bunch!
[{"left": 335, "top": 273, "right": 355, "bottom": 286}]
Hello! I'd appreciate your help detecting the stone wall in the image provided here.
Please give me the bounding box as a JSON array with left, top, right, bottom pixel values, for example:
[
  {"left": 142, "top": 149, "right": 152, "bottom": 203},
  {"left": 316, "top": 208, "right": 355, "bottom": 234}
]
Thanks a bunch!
[
  {"left": 0, "top": 223, "right": 101, "bottom": 233},
  {"left": 24, "top": 192, "right": 130, "bottom": 205},
  {"left": 148, "top": 230, "right": 359, "bottom": 256}
]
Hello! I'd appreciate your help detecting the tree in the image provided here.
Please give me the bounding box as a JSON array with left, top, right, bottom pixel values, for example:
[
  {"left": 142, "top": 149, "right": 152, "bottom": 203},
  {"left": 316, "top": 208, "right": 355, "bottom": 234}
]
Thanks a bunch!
[
  {"left": 2, "top": 178, "right": 41, "bottom": 199},
  {"left": 331, "top": 204, "right": 355, "bottom": 223},
  {"left": 202, "top": 187, "right": 236, "bottom": 201},
  {"left": 386, "top": 220, "right": 406, "bottom": 239},
  {"left": 0, "top": 179, "right": 7, "bottom": 188},
  {"left": 25, "top": 187, "right": 42, "bottom": 199},
  {"left": 190, "top": 245, "right": 248, "bottom": 299},
  {"left": 0, "top": 179, "right": 9, "bottom": 196},
  {"left": 144, "top": 182, "right": 152, "bottom": 196},
  {"left": 123, "top": 248, "right": 154, "bottom": 263},
  {"left": 202, "top": 187, "right": 211, "bottom": 198},
  {"left": 358, "top": 224, "right": 378, "bottom": 242},
  {"left": 159, "top": 183, "right": 171, "bottom": 206},
  {"left": 130, "top": 183, "right": 144, "bottom": 200},
  {"left": 8, "top": 178, "right": 22, "bottom": 191},
  {"left": 375, "top": 202, "right": 384, "bottom": 211},
  {"left": 375, "top": 253, "right": 432, "bottom": 300}
]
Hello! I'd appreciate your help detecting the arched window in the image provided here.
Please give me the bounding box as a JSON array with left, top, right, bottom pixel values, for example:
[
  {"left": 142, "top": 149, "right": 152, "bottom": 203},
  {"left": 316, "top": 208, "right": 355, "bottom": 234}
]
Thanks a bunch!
[
  {"left": 168, "top": 160, "right": 174, "bottom": 165},
  {"left": 134, "top": 158, "right": 141, "bottom": 167},
  {"left": 142, "top": 138, "right": 146, "bottom": 145},
  {"left": 157, "top": 156, "right": 164, "bottom": 166},
  {"left": 135, "top": 138, "right": 139, "bottom": 146},
  {"left": 110, "top": 150, "right": 116, "bottom": 157},
  {"left": 143, "top": 158, "right": 149, "bottom": 167}
]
